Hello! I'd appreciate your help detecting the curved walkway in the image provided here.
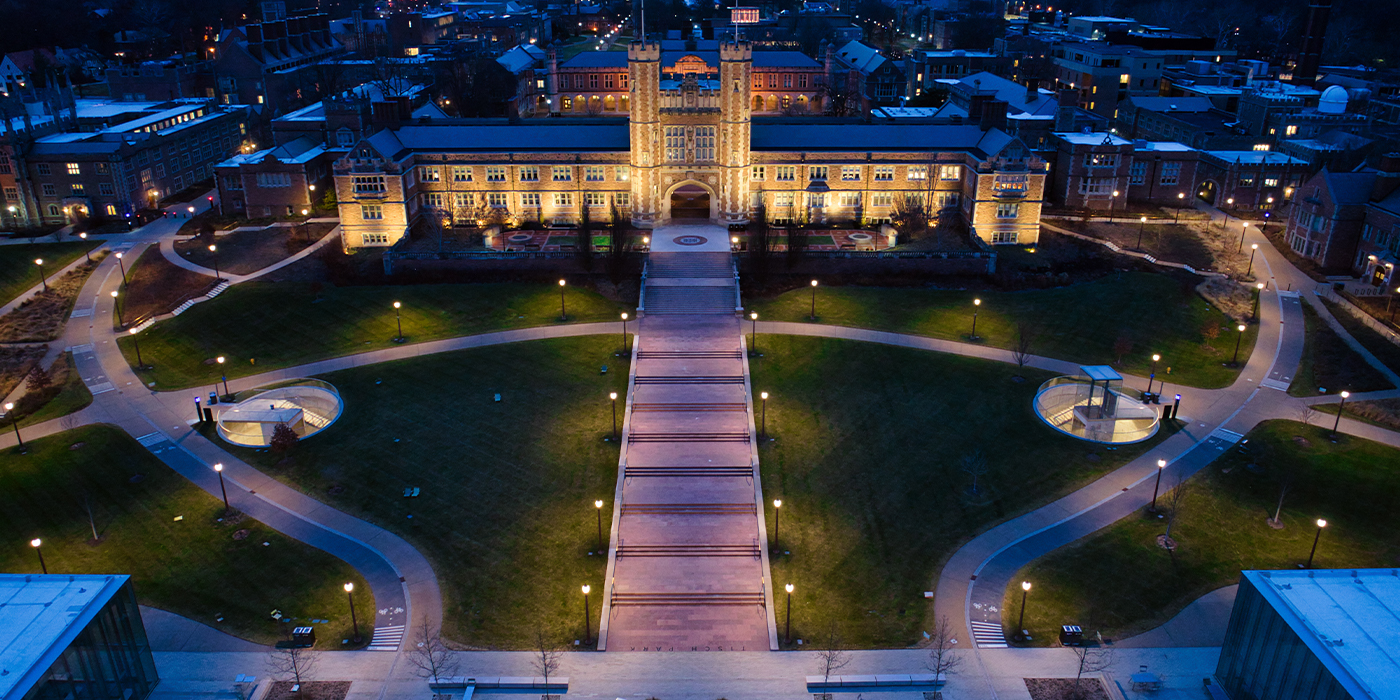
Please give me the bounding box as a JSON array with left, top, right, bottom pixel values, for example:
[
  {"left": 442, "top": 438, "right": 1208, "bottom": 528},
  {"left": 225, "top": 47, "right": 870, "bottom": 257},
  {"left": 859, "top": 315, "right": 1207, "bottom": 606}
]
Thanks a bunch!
[{"left": 158, "top": 221, "right": 342, "bottom": 285}]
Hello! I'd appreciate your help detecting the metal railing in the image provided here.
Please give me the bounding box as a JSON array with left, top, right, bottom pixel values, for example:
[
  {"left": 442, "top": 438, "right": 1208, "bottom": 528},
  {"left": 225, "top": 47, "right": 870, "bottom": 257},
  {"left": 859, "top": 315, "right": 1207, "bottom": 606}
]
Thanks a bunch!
[{"left": 1033, "top": 376, "right": 1160, "bottom": 444}]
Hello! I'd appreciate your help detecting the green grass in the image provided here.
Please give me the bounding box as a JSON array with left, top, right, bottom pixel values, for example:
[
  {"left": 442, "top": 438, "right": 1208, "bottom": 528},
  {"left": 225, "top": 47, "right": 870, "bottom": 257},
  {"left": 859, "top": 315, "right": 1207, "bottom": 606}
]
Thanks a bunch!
[
  {"left": 0, "top": 241, "right": 102, "bottom": 307},
  {"left": 211, "top": 336, "right": 627, "bottom": 648},
  {"left": 0, "top": 425, "right": 371, "bottom": 647},
  {"left": 1006, "top": 420, "right": 1400, "bottom": 645},
  {"left": 15, "top": 353, "right": 93, "bottom": 428},
  {"left": 1289, "top": 302, "right": 1394, "bottom": 396},
  {"left": 751, "top": 336, "right": 1175, "bottom": 648},
  {"left": 1320, "top": 297, "right": 1400, "bottom": 377},
  {"left": 117, "top": 281, "right": 629, "bottom": 390},
  {"left": 747, "top": 272, "right": 1258, "bottom": 388}
]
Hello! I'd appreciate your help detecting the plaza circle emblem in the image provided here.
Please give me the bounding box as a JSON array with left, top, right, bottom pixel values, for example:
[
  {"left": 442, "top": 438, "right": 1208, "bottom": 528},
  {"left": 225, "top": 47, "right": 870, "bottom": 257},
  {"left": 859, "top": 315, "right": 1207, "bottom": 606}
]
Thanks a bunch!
[{"left": 675, "top": 235, "right": 708, "bottom": 246}]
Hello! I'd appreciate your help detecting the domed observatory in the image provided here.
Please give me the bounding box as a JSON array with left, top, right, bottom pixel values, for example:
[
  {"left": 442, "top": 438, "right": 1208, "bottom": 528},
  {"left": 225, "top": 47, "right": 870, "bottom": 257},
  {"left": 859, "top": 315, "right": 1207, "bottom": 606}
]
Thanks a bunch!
[
  {"left": 216, "top": 380, "right": 344, "bottom": 447},
  {"left": 1033, "top": 365, "right": 1161, "bottom": 444}
]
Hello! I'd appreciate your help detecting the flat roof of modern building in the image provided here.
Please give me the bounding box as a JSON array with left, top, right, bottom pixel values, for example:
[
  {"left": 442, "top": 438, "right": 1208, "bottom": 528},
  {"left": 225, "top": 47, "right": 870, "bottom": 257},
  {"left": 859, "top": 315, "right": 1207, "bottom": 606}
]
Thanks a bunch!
[
  {"left": 1243, "top": 569, "right": 1400, "bottom": 700},
  {"left": 1203, "top": 150, "right": 1307, "bottom": 165},
  {"left": 0, "top": 575, "right": 130, "bottom": 700},
  {"left": 1054, "top": 132, "right": 1131, "bottom": 146}
]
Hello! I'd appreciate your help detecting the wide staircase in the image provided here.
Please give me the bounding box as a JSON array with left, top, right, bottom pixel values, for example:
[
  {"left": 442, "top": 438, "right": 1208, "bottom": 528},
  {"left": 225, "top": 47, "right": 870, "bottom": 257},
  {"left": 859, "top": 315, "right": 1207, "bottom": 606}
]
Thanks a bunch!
[{"left": 601, "top": 244, "right": 775, "bottom": 652}]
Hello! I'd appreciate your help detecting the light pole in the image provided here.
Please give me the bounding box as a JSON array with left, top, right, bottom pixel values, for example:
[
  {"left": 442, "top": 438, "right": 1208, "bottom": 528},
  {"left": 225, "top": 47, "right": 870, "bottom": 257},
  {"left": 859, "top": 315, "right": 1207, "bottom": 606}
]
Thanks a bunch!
[
  {"left": 1136, "top": 215, "right": 1147, "bottom": 250},
  {"left": 619, "top": 312, "right": 629, "bottom": 355},
  {"left": 759, "top": 391, "right": 768, "bottom": 439},
  {"left": 558, "top": 279, "right": 568, "bottom": 320},
  {"left": 214, "top": 463, "right": 230, "bottom": 514},
  {"left": 301, "top": 208, "right": 310, "bottom": 244},
  {"left": 582, "top": 585, "right": 592, "bottom": 645},
  {"left": 5, "top": 402, "right": 24, "bottom": 453},
  {"left": 208, "top": 244, "right": 221, "bottom": 278},
  {"left": 393, "top": 301, "right": 403, "bottom": 342},
  {"left": 1246, "top": 243, "right": 1259, "bottom": 278},
  {"left": 217, "top": 356, "right": 231, "bottom": 398},
  {"left": 1109, "top": 190, "right": 1119, "bottom": 222},
  {"left": 1013, "top": 581, "right": 1031, "bottom": 641},
  {"left": 111, "top": 290, "right": 122, "bottom": 327},
  {"left": 609, "top": 392, "right": 618, "bottom": 440},
  {"left": 1254, "top": 282, "right": 1265, "bottom": 322},
  {"left": 31, "top": 538, "right": 46, "bottom": 574},
  {"left": 1331, "top": 391, "right": 1350, "bottom": 439},
  {"left": 970, "top": 298, "right": 982, "bottom": 340},
  {"left": 1306, "top": 519, "right": 1327, "bottom": 568},
  {"left": 1148, "top": 354, "right": 1160, "bottom": 395},
  {"left": 1150, "top": 459, "right": 1166, "bottom": 513},
  {"left": 115, "top": 252, "right": 127, "bottom": 287},
  {"left": 34, "top": 258, "right": 47, "bottom": 292},
  {"left": 79, "top": 232, "right": 91, "bottom": 261},
  {"left": 345, "top": 582, "right": 362, "bottom": 643},
  {"left": 1392, "top": 286, "right": 1400, "bottom": 323},
  {"left": 1174, "top": 192, "right": 1185, "bottom": 223},
  {"left": 1237, "top": 221, "right": 1250, "bottom": 253},
  {"left": 1222, "top": 197, "right": 1234, "bottom": 232},
  {"left": 1262, "top": 210, "right": 1272, "bottom": 238},
  {"left": 784, "top": 583, "right": 794, "bottom": 644},
  {"left": 809, "top": 279, "right": 818, "bottom": 320},
  {"left": 749, "top": 312, "right": 759, "bottom": 356},
  {"left": 772, "top": 499, "right": 782, "bottom": 552},
  {"left": 129, "top": 329, "right": 146, "bottom": 369},
  {"left": 1231, "top": 323, "right": 1247, "bottom": 366},
  {"left": 594, "top": 500, "right": 605, "bottom": 553}
]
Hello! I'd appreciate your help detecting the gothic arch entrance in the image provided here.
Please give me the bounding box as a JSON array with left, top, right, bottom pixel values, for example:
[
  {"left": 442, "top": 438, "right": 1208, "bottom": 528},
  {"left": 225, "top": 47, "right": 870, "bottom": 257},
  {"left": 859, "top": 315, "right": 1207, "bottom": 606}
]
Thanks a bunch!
[
  {"left": 1197, "top": 179, "right": 1219, "bottom": 205},
  {"left": 666, "top": 181, "right": 714, "bottom": 221}
]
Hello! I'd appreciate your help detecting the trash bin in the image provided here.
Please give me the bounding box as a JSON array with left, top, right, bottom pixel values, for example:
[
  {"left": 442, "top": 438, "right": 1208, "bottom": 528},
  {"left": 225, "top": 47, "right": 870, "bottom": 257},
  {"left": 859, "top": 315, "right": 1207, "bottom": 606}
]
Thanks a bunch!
[
  {"left": 1060, "top": 625, "right": 1084, "bottom": 646},
  {"left": 292, "top": 626, "right": 316, "bottom": 647},
  {"left": 209, "top": 391, "right": 218, "bottom": 405}
]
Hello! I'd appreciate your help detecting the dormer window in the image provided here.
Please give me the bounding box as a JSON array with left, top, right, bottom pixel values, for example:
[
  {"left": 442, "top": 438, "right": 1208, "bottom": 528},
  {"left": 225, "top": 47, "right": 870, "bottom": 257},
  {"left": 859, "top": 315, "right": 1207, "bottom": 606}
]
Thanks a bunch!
[{"left": 337, "top": 128, "right": 355, "bottom": 147}]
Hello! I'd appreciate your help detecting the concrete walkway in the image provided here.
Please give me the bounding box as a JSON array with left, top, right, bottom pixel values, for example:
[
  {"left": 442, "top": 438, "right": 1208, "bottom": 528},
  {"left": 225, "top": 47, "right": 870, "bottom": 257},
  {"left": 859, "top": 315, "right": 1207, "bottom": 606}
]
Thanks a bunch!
[
  {"left": 1116, "top": 586, "right": 1237, "bottom": 648},
  {"left": 158, "top": 222, "right": 342, "bottom": 284}
]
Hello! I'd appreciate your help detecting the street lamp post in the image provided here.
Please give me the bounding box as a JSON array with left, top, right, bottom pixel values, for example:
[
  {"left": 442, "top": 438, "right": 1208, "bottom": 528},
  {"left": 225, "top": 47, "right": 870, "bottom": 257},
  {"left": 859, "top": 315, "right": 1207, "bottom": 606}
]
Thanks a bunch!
[
  {"left": 759, "top": 391, "right": 768, "bottom": 439},
  {"left": 1306, "top": 519, "right": 1327, "bottom": 568},
  {"left": 31, "top": 538, "right": 46, "bottom": 574},
  {"left": 1150, "top": 459, "right": 1166, "bottom": 513},
  {"left": 1109, "top": 190, "right": 1119, "bottom": 222},
  {"left": 809, "top": 279, "right": 818, "bottom": 320},
  {"left": 217, "top": 356, "right": 229, "bottom": 398},
  {"left": 970, "top": 298, "right": 982, "bottom": 340},
  {"left": 1254, "top": 282, "right": 1265, "bottom": 322},
  {"left": 213, "top": 463, "right": 230, "bottom": 514},
  {"left": 1244, "top": 243, "right": 1260, "bottom": 278},
  {"left": 34, "top": 258, "right": 47, "bottom": 292},
  {"left": 1222, "top": 197, "right": 1234, "bottom": 232},
  {"left": 1331, "top": 391, "right": 1350, "bottom": 439},
  {"left": 344, "top": 582, "right": 362, "bottom": 642},
  {"left": 749, "top": 312, "right": 759, "bottom": 356},
  {"left": 784, "top": 583, "right": 794, "bottom": 644},
  {"left": 594, "top": 500, "right": 605, "bottom": 552},
  {"left": 5, "top": 402, "right": 24, "bottom": 453},
  {"left": 609, "top": 392, "right": 618, "bottom": 440},
  {"left": 1237, "top": 222, "right": 1250, "bottom": 253},
  {"left": 393, "top": 301, "right": 403, "bottom": 342},
  {"left": 582, "top": 585, "right": 592, "bottom": 645},
  {"left": 1013, "top": 581, "right": 1031, "bottom": 641},
  {"left": 115, "top": 252, "right": 127, "bottom": 287},
  {"left": 129, "top": 329, "right": 146, "bottom": 369},
  {"left": 1148, "top": 354, "right": 1160, "bottom": 395},
  {"left": 301, "top": 209, "right": 310, "bottom": 243},
  {"left": 558, "top": 279, "right": 568, "bottom": 321},
  {"left": 772, "top": 499, "right": 782, "bottom": 551},
  {"left": 79, "top": 232, "right": 92, "bottom": 261},
  {"left": 1136, "top": 216, "right": 1147, "bottom": 250},
  {"left": 619, "top": 313, "right": 629, "bottom": 355},
  {"left": 1174, "top": 192, "right": 1185, "bottom": 223},
  {"left": 208, "top": 244, "right": 221, "bottom": 278},
  {"left": 1231, "top": 324, "right": 1247, "bottom": 366},
  {"left": 111, "top": 290, "right": 122, "bottom": 327}
]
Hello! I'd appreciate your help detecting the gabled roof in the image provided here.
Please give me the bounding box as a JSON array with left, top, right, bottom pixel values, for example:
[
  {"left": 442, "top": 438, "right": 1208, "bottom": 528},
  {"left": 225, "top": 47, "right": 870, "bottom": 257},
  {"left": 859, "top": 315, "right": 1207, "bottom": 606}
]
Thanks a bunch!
[
  {"left": 1323, "top": 168, "right": 1378, "bottom": 206},
  {"left": 561, "top": 51, "right": 628, "bottom": 68},
  {"left": 834, "top": 40, "right": 886, "bottom": 73},
  {"left": 497, "top": 44, "right": 546, "bottom": 74},
  {"left": 3, "top": 48, "right": 56, "bottom": 73},
  {"left": 939, "top": 71, "right": 1057, "bottom": 117}
]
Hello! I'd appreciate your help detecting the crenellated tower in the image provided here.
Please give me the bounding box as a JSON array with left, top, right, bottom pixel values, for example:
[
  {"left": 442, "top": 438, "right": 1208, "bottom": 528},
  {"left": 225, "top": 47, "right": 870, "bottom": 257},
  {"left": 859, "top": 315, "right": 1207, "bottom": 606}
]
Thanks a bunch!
[
  {"left": 718, "top": 41, "right": 752, "bottom": 224},
  {"left": 628, "top": 40, "right": 663, "bottom": 226}
]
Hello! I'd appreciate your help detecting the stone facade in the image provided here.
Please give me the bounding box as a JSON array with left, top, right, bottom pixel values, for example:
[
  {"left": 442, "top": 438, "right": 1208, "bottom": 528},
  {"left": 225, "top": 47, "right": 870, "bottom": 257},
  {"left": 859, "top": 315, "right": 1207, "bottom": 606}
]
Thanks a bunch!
[{"left": 334, "top": 40, "right": 1048, "bottom": 250}]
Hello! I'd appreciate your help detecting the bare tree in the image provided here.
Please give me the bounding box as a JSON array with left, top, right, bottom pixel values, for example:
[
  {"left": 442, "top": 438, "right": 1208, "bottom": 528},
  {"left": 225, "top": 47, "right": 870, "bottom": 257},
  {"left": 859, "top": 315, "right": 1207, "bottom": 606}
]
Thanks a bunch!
[
  {"left": 1070, "top": 639, "right": 1113, "bottom": 700},
  {"left": 1012, "top": 321, "right": 1040, "bottom": 368},
  {"left": 406, "top": 617, "right": 459, "bottom": 683},
  {"left": 266, "top": 645, "right": 320, "bottom": 685},
  {"left": 531, "top": 630, "right": 563, "bottom": 699},
  {"left": 1161, "top": 476, "right": 1194, "bottom": 544},
  {"left": 368, "top": 58, "right": 413, "bottom": 100},
  {"left": 80, "top": 492, "right": 101, "bottom": 543},
  {"left": 812, "top": 623, "right": 852, "bottom": 682},
  {"left": 961, "top": 451, "right": 990, "bottom": 495},
  {"left": 890, "top": 194, "right": 928, "bottom": 242},
  {"left": 1293, "top": 403, "right": 1317, "bottom": 426},
  {"left": 925, "top": 615, "right": 962, "bottom": 682}
]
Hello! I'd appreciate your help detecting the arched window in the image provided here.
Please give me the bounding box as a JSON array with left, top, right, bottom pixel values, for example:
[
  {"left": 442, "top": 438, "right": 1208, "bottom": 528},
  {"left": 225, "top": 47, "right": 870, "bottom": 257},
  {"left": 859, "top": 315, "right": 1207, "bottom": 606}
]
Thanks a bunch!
[
  {"left": 797, "top": 95, "right": 808, "bottom": 112},
  {"left": 766, "top": 95, "right": 778, "bottom": 111},
  {"left": 604, "top": 95, "right": 616, "bottom": 110},
  {"left": 575, "top": 95, "right": 585, "bottom": 113},
  {"left": 620, "top": 95, "right": 629, "bottom": 111},
  {"left": 752, "top": 95, "right": 763, "bottom": 111}
]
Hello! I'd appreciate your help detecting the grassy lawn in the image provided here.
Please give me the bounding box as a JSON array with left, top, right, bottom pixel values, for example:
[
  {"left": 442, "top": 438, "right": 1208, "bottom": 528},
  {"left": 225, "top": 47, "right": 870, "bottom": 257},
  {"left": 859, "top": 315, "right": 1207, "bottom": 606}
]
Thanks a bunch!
[
  {"left": 120, "top": 247, "right": 220, "bottom": 324},
  {"left": 1320, "top": 297, "right": 1400, "bottom": 376},
  {"left": 1313, "top": 398, "right": 1400, "bottom": 432},
  {"left": 1005, "top": 420, "right": 1400, "bottom": 645},
  {"left": 173, "top": 223, "right": 337, "bottom": 276},
  {"left": 751, "top": 336, "right": 1175, "bottom": 648},
  {"left": 0, "top": 425, "right": 371, "bottom": 647},
  {"left": 117, "top": 281, "right": 628, "bottom": 390},
  {"left": 1289, "top": 302, "right": 1394, "bottom": 397},
  {"left": 747, "top": 272, "right": 1258, "bottom": 388},
  {"left": 210, "top": 336, "right": 627, "bottom": 648},
  {"left": 12, "top": 352, "right": 93, "bottom": 428},
  {"left": 0, "top": 254, "right": 105, "bottom": 342},
  {"left": 1048, "top": 221, "right": 1215, "bottom": 270},
  {"left": 0, "top": 240, "right": 102, "bottom": 307}
]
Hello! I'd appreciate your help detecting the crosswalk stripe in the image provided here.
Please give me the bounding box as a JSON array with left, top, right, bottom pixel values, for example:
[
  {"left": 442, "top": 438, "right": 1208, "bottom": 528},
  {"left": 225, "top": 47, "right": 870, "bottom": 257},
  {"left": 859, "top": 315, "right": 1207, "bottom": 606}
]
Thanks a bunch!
[
  {"left": 969, "top": 621, "right": 1007, "bottom": 648},
  {"left": 365, "top": 624, "right": 405, "bottom": 651}
]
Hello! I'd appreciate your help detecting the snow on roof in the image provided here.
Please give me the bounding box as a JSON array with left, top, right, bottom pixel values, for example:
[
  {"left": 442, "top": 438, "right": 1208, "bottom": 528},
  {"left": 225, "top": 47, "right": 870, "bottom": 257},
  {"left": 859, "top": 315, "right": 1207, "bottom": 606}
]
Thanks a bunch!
[
  {"left": 497, "top": 44, "right": 546, "bottom": 74},
  {"left": 1129, "top": 96, "right": 1215, "bottom": 113},
  {"left": 0, "top": 575, "right": 130, "bottom": 700},
  {"left": 1136, "top": 141, "right": 1194, "bottom": 152},
  {"left": 74, "top": 99, "right": 164, "bottom": 119},
  {"left": 834, "top": 40, "right": 886, "bottom": 73},
  {"left": 952, "top": 71, "right": 1058, "bottom": 116},
  {"left": 1205, "top": 151, "right": 1307, "bottom": 166},
  {"left": 1242, "top": 570, "right": 1400, "bottom": 700},
  {"left": 1055, "top": 132, "right": 1131, "bottom": 146}
]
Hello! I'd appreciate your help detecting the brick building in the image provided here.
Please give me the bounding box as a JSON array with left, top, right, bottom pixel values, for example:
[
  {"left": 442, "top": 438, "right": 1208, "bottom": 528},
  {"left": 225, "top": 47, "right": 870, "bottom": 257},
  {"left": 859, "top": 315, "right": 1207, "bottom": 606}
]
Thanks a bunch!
[
  {"left": 213, "top": 15, "right": 344, "bottom": 114},
  {"left": 1049, "top": 132, "right": 1198, "bottom": 211},
  {"left": 1196, "top": 150, "right": 1306, "bottom": 211},
  {"left": 1284, "top": 156, "right": 1400, "bottom": 280},
  {"left": 334, "top": 40, "right": 1047, "bottom": 249}
]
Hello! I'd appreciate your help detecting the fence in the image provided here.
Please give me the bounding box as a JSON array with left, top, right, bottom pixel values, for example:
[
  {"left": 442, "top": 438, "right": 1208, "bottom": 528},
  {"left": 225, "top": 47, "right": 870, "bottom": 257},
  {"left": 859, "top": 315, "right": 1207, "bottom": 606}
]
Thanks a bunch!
[{"left": 1315, "top": 284, "right": 1400, "bottom": 350}]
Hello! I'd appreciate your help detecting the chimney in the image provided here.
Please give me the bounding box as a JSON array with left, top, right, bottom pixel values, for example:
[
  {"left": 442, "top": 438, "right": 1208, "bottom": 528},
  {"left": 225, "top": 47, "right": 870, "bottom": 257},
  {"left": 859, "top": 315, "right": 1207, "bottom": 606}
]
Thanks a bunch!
[
  {"left": 246, "top": 24, "right": 265, "bottom": 62},
  {"left": 1054, "top": 88, "right": 1079, "bottom": 131},
  {"left": 1025, "top": 78, "right": 1039, "bottom": 106},
  {"left": 968, "top": 93, "right": 991, "bottom": 123},
  {"left": 1294, "top": 0, "right": 1332, "bottom": 88},
  {"left": 980, "top": 99, "right": 1008, "bottom": 132},
  {"left": 1373, "top": 152, "right": 1400, "bottom": 201}
]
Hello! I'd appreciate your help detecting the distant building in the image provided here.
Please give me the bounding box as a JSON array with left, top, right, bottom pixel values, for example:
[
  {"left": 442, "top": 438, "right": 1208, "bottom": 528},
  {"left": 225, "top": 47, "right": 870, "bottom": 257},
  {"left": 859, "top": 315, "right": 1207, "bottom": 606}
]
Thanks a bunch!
[
  {"left": 1284, "top": 155, "right": 1400, "bottom": 278},
  {"left": 831, "top": 40, "right": 905, "bottom": 108},
  {"left": 1, "top": 49, "right": 57, "bottom": 94},
  {"left": 1217, "top": 569, "right": 1396, "bottom": 700},
  {"left": 105, "top": 60, "right": 207, "bottom": 103},
  {"left": 1048, "top": 132, "right": 1198, "bottom": 210},
  {"left": 213, "top": 14, "right": 343, "bottom": 114},
  {"left": 1195, "top": 150, "right": 1304, "bottom": 212},
  {"left": 904, "top": 50, "right": 1014, "bottom": 99},
  {"left": 0, "top": 574, "right": 159, "bottom": 700}
]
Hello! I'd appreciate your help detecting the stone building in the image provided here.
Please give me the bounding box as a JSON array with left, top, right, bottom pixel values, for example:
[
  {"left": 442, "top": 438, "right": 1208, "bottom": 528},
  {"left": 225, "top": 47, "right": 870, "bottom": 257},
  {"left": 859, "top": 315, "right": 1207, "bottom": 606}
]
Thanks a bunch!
[{"left": 334, "top": 40, "right": 1046, "bottom": 249}]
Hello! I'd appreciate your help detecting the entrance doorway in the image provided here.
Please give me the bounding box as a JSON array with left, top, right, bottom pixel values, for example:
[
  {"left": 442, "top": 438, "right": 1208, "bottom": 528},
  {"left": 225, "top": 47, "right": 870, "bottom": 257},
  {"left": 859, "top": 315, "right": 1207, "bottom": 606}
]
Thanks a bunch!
[
  {"left": 670, "top": 184, "right": 710, "bottom": 220},
  {"left": 1197, "top": 180, "right": 1218, "bottom": 205}
]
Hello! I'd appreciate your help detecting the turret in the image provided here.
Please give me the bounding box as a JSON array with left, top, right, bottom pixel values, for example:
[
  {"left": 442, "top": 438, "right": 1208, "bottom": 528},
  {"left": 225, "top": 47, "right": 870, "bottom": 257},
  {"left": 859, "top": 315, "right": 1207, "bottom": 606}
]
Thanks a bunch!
[
  {"left": 628, "top": 40, "right": 663, "bottom": 226},
  {"left": 718, "top": 40, "right": 753, "bottom": 223}
]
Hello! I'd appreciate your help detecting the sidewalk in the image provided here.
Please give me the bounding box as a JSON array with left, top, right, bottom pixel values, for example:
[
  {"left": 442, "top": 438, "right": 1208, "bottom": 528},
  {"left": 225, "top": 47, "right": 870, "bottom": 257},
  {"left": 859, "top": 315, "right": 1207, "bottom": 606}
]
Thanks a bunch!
[{"left": 157, "top": 223, "right": 342, "bottom": 285}]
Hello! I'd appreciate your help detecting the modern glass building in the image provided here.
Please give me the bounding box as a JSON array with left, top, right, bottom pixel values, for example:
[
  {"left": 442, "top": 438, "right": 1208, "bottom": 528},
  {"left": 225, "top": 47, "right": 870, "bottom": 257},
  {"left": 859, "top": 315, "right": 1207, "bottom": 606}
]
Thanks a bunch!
[
  {"left": 1216, "top": 569, "right": 1399, "bottom": 700},
  {"left": 0, "top": 574, "right": 159, "bottom": 700}
]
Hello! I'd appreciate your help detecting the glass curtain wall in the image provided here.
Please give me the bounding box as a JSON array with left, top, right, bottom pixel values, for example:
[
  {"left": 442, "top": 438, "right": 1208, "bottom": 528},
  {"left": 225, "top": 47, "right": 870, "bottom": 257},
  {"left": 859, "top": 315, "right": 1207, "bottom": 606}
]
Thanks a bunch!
[
  {"left": 1215, "top": 576, "right": 1351, "bottom": 700},
  {"left": 22, "top": 580, "right": 160, "bottom": 700}
]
